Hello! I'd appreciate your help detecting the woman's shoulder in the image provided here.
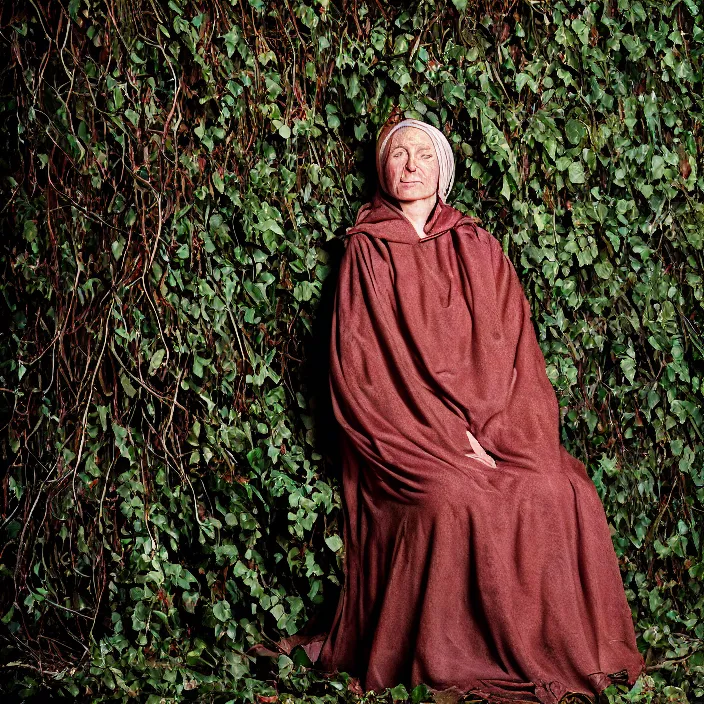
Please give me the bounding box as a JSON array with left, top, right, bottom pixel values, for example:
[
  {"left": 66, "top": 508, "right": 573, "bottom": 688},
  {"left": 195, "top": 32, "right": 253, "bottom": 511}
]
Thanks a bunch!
[
  {"left": 451, "top": 215, "right": 511, "bottom": 274},
  {"left": 474, "top": 224, "right": 504, "bottom": 254},
  {"left": 343, "top": 229, "right": 370, "bottom": 249},
  {"left": 451, "top": 211, "right": 499, "bottom": 249}
]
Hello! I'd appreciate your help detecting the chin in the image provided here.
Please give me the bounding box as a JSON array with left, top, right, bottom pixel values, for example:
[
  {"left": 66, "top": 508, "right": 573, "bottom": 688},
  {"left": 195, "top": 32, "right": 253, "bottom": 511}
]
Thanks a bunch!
[{"left": 395, "top": 190, "right": 434, "bottom": 202}]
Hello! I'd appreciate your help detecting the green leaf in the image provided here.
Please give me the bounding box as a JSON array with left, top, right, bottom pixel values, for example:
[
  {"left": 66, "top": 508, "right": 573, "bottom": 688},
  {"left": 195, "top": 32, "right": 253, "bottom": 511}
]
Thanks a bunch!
[
  {"left": 213, "top": 600, "right": 231, "bottom": 621},
  {"left": 411, "top": 683, "right": 432, "bottom": 704},
  {"left": 111, "top": 237, "right": 125, "bottom": 260},
  {"left": 1, "top": 606, "right": 15, "bottom": 624},
  {"left": 390, "top": 683, "right": 409, "bottom": 701},
  {"left": 325, "top": 534, "right": 343, "bottom": 552},
  {"left": 119, "top": 372, "right": 137, "bottom": 398},
  {"left": 112, "top": 422, "right": 131, "bottom": 460},
  {"left": 501, "top": 174, "right": 511, "bottom": 201},
  {"left": 148, "top": 348, "right": 165, "bottom": 375},
  {"left": 620, "top": 356, "right": 637, "bottom": 385},
  {"left": 568, "top": 161, "right": 585, "bottom": 184},
  {"left": 593, "top": 260, "right": 613, "bottom": 279},
  {"left": 565, "top": 119, "right": 586, "bottom": 145},
  {"left": 125, "top": 109, "right": 140, "bottom": 126}
]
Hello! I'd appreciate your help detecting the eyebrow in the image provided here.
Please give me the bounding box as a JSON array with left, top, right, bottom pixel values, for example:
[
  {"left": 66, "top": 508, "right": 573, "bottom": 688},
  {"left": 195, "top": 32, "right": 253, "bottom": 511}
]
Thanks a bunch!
[{"left": 390, "top": 145, "right": 434, "bottom": 152}]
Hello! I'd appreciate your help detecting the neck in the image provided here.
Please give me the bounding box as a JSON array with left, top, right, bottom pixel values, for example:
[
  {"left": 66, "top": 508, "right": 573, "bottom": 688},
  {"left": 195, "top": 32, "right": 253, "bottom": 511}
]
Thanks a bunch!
[{"left": 399, "top": 193, "right": 438, "bottom": 238}]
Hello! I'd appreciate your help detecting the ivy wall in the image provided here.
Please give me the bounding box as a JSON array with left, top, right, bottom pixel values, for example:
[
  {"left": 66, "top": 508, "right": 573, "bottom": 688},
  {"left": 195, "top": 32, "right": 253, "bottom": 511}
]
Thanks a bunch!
[{"left": 1, "top": 0, "right": 703, "bottom": 701}]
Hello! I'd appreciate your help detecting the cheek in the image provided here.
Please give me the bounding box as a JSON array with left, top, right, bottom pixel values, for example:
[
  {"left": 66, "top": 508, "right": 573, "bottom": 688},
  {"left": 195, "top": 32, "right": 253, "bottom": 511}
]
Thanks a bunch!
[
  {"left": 417, "top": 164, "right": 437, "bottom": 187},
  {"left": 385, "top": 162, "right": 401, "bottom": 184},
  {"left": 420, "top": 160, "right": 437, "bottom": 174}
]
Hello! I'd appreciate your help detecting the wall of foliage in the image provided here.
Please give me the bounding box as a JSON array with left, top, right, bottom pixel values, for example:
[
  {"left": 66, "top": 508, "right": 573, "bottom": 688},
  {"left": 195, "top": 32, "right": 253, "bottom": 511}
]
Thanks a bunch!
[{"left": 1, "top": 0, "right": 703, "bottom": 701}]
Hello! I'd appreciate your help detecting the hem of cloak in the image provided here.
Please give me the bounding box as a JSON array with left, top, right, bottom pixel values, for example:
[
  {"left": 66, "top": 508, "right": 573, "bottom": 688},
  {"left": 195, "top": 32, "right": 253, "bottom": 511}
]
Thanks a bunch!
[{"left": 247, "top": 631, "right": 647, "bottom": 704}]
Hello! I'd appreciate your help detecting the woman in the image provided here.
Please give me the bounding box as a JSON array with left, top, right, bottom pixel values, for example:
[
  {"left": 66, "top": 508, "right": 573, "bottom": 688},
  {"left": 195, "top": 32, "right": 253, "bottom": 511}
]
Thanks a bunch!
[{"left": 312, "top": 117, "right": 645, "bottom": 703}]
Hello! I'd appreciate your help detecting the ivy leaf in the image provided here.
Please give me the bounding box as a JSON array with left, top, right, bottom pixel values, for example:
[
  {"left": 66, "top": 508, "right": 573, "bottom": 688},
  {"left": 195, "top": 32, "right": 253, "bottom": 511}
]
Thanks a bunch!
[
  {"left": 119, "top": 372, "right": 137, "bottom": 398},
  {"left": 325, "top": 534, "right": 343, "bottom": 552},
  {"left": 148, "top": 349, "right": 165, "bottom": 376},
  {"left": 593, "top": 260, "right": 613, "bottom": 279},
  {"left": 620, "top": 356, "right": 637, "bottom": 385},
  {"left": 568, "top": 161, "right": 586, "bottom": 184},
  {"left": 112, "top": 422, "right": 131, "bottom": 460},
  {"left": 565, "top": 119, "right": 586, "bottom": 145},
  {"left": 390, "top": 684, "right": 409, "bottom": 702},
  {"left": 213, "top": 600, "right": 231, "bottom": 621},
  {"left": 111, "top": 237, "right": 125, "bottom": 260},
  {"left": 124, "top": 109, "right": 140, "bottom": 126}
]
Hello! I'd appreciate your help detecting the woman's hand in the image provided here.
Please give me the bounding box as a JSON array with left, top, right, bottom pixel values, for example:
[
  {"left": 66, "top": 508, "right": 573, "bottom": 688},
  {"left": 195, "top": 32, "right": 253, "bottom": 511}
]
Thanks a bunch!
[{"left": 465, "top": 429, "right": 497, "bottom": 468}]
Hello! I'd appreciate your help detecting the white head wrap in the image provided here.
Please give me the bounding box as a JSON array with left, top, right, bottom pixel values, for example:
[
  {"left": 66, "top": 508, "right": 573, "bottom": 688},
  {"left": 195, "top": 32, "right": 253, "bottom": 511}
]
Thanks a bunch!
[{"left": 376, "top": 118, "right": 456, "bottom": 202}]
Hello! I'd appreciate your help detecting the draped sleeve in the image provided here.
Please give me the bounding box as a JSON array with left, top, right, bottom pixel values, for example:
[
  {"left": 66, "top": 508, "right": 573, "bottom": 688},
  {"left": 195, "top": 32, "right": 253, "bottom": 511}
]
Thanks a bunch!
[{"left": 468, "top": 229, "right": 564, "bottom": 472}]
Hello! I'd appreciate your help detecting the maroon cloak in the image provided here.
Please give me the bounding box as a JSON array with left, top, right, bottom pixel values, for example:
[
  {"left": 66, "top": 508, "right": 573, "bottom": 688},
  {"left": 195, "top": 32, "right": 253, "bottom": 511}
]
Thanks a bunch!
[{"left": 312, "top": 191, "right": 645, "bottom": 703}]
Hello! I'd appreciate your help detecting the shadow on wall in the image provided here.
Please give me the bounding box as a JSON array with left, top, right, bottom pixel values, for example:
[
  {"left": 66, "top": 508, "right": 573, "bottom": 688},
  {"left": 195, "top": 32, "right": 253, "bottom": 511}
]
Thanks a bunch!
[
  {"left": 285, "top": 137, "right": 380, "bottom": 639},
  {"left": 302, "top": 134, "right": 380, "bottom": 486}
]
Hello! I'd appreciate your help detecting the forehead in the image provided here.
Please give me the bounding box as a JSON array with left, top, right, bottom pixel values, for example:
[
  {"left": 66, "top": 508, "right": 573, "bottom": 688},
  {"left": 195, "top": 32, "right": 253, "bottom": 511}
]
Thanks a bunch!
[{"left": 388, "top": 127, "right": 435, "bottom": 151}]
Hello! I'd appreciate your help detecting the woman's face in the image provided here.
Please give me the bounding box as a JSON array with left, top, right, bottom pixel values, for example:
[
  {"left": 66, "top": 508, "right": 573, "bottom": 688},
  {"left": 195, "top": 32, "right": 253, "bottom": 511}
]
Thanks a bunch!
[{"left": 383, "top": 127, "right": 440, "bottom": 202}]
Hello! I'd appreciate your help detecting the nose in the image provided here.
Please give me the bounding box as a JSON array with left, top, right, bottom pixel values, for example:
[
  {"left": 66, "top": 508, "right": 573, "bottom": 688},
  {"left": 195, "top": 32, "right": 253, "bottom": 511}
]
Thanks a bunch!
[{"left": 405, "top": 154, "right": 417, "bottom": 171}]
